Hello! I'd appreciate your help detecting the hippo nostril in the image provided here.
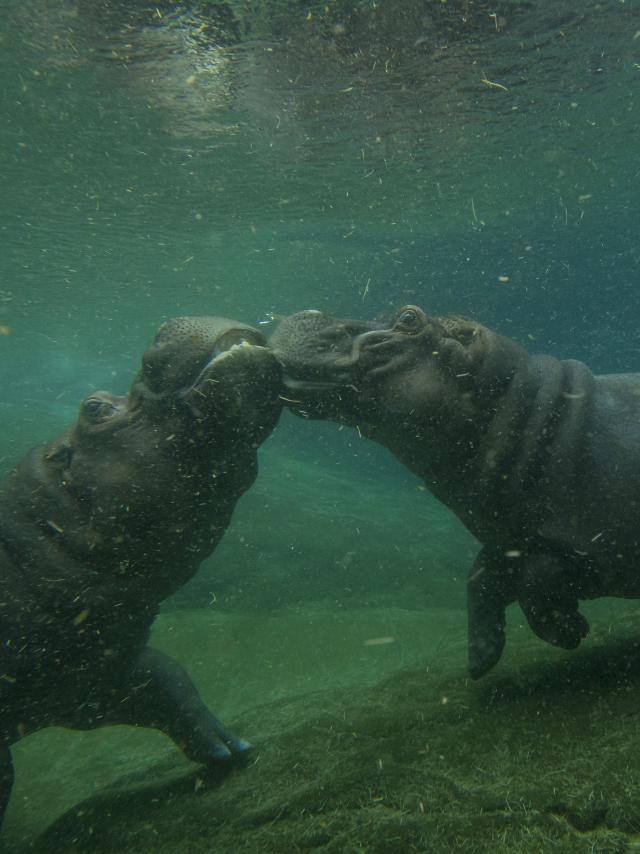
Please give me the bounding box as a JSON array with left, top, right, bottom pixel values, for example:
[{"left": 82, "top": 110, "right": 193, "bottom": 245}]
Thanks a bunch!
[{"left": 350, "top": 329, "right": 393, "bottom": 359}]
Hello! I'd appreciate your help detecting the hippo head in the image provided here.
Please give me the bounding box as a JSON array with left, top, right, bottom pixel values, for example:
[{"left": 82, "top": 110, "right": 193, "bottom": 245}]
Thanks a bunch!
[
  {"left": 44, "top": 316, "right": 283, "bottom": 550},
  {"left": 73, "top": 315, "right": 282, "bottom": 448},
  {"left": 270, "top": 305, "right": 521, "bottom": 435}
]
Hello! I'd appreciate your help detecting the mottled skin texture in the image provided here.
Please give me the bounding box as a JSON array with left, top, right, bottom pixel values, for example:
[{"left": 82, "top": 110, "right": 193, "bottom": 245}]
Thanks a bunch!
[
  {"left": 0, "top": 316, "right": 282, "bottom": 828},
  {"left": 271, "top": 306, "right": 640, "bottom": 678}
]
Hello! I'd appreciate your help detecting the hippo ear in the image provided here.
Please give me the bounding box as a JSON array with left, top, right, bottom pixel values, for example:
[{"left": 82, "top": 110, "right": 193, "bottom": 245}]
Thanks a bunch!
[
  {"left": 44, "top": 439, "right": 73, "bottom": 470},
  {"left": 439, "top": 316, "right": 479, "bottom": 346}
]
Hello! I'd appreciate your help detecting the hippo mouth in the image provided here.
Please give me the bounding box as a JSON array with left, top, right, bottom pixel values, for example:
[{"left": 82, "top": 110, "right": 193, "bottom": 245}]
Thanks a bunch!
[
  {"left": 178, "top": 333, "right": 283, "bottom": 431},
  {"left": 189, "top": 334, "right": 267, "bottom": 391},
  {"left": 279, "top": 328, "right": 400, "bottom": 394},
  {"left": 281, "top": 371, "right": 354, "bottom": 391},
  {"left": 134, "top": 317, "right": 281, "bottom": 413}
]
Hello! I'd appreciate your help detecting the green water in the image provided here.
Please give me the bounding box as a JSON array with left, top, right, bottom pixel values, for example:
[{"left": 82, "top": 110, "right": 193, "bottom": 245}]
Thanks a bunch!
[{"left": 2, "top": 1, "right": 640, "bottom": 851}]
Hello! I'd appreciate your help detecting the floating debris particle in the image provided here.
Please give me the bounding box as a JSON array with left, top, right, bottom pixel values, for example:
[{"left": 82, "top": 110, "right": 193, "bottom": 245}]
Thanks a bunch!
[
  {"left": 46, "top": 519, "right": 64, "bottom": 534},
  {"left": 73, "top": 608, "right": 90, "bottom": 626},
  {"left": 480, "top": 77, "right": 509, "bottom": 92},
  {"left": 364, "top": 636, "right": 395, "bottom": 646}
]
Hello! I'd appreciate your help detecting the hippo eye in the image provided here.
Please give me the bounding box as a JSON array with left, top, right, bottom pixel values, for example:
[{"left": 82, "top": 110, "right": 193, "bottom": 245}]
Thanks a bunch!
[
  {"left": 395, "top": 307, "right": 422, "bottom": 332},
  {"left": 81, "top": 398, "right": 117, "bottom": 423}
]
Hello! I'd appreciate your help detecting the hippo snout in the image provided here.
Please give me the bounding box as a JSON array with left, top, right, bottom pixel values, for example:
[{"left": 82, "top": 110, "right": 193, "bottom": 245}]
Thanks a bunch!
[{"left": 138, "top": 316, "right": 269, "bottom": 395}]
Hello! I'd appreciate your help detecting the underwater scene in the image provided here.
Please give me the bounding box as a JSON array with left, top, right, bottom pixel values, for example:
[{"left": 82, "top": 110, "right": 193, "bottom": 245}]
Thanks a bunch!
[{"left": 2, "top": 0, "right": 640, "bottom": 851}]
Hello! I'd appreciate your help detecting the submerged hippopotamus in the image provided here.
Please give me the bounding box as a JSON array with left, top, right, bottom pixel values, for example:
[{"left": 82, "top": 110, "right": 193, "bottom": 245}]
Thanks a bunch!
[
  {"left": 271, "top": 305, "right": 640, "bottom": 678},
  {"left": 0, "top": 316, "right": 282, "bottom": 827}
]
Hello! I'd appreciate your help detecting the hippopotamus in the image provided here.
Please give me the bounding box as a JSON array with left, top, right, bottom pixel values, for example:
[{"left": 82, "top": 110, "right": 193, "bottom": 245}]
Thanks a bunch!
[
  {"left": 271, "top": 305, "right": 640, "bottom": 679},
  {"left": 0, "top": 315, "right": 282, "bottom": 828}
]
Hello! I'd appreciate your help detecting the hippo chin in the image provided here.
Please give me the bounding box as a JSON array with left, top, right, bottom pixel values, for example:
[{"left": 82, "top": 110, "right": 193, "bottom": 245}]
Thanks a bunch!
[
  {"left": 0, "top": 316, "right": 282, "bottom": 828},
  {"left": 271, "top": 305, "right": 640, "bottom": 678}
]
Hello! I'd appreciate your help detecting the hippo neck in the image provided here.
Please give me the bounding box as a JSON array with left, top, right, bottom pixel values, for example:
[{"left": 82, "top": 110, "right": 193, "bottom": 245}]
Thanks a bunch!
[
  {"left": 367, "top": 354, "right": 595, "bottom": 543},
  {"left": 0, "top": 437, "right": 258, "bottom": 615}
]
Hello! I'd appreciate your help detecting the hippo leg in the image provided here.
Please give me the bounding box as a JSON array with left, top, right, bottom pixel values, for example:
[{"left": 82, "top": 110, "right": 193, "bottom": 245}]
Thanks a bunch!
[
  {"left": 518, "top": 553, "right": 589, "bottom": 650},
  {"left": 111, "top": 647, "right": 251, "bottom": 764},
  {"left": 0, "top": 743, "right": 14, "bottom": 828},
  {"left": 467, "top": 547, "right": 519, "bottom": 680}
]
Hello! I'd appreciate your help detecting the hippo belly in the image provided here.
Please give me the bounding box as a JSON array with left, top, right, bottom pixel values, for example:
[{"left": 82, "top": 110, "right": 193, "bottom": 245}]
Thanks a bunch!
[{"left": 534, "top": 374, "right": 640, "bottom": 585}]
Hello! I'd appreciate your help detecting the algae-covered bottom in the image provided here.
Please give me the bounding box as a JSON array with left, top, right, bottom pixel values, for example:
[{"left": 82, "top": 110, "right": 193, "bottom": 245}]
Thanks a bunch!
[{"left": 4, "top": 601, "right": 640, "bottom": 854}]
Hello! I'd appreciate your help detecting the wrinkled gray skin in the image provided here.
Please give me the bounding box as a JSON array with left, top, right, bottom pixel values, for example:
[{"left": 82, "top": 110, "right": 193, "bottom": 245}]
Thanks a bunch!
[
  {"left": 271, "top": 305, "right": 640, "bottom": 679},
  {"left": 0, "top": 316, "right": 282, "bottom": 828}
]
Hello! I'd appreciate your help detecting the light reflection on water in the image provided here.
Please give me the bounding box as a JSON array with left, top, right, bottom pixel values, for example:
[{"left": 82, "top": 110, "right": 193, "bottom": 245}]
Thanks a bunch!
[
  {"left": 3, "top": 0, "right": 638, "bottom": 229},
  {"left": 1, "top": 0, "right": 639, "bottom": 426}
]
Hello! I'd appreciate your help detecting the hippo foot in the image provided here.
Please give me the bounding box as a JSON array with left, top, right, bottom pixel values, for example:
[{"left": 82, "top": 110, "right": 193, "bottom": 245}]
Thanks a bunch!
[
  {"left": 0, "top": 744, "right": 14, "bottom": 830},
  {"left": 521, "top": 607, "right": 590, "bottom": 650},
  {"left": 115, "top": 648, "right": 253, "bottom": 769},
  {"left": 518, "top": 553, "right": 590, "bottom": 651},
  {"left": 215, "top": 735, "right": 252, "bottom": 761},
  {"left": 466, "top": 548, "right": 515, "bottom": 679},
  {"left": 468, "top": 628, "right": 506, "bottom": 681},
  {"left": 188, "top": 721, "right": 253, "bottom": 766}
]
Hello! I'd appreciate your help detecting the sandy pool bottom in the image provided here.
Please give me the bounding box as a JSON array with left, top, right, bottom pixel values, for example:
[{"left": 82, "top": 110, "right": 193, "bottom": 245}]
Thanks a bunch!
[{"left": 4, "top": 600, "right": 640, "bottom": 854}]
